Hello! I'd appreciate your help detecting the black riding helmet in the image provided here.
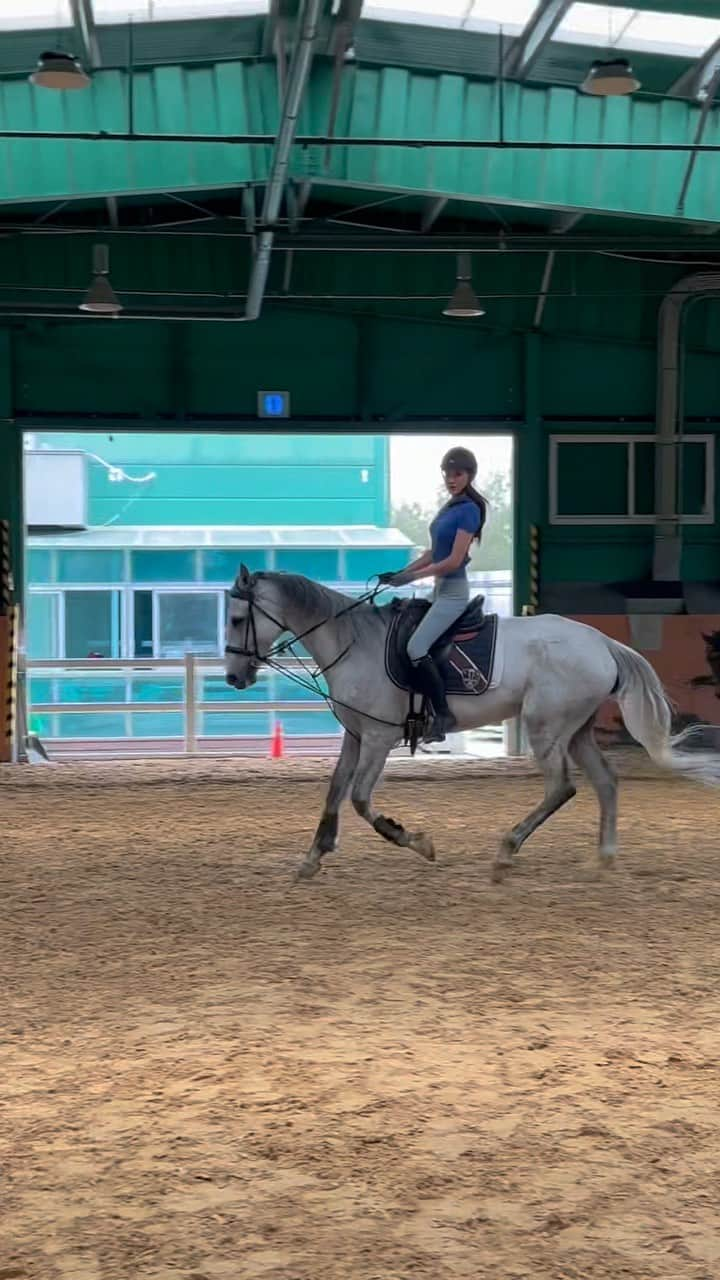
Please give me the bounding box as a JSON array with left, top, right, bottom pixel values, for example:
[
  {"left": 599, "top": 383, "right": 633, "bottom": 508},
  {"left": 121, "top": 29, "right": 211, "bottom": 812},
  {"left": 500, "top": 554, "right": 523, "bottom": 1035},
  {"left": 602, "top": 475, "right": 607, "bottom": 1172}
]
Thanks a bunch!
[{"left": 441, "top": 446, "right": 477, "bottom": 479}]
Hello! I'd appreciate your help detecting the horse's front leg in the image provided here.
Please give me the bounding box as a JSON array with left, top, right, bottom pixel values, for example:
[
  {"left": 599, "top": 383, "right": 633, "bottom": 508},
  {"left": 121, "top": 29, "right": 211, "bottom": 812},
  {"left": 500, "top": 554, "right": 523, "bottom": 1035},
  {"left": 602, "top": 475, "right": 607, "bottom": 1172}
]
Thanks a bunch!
[
  {"left": 295, "top": 731, "right": 360, "bottom": 881},
  {"left": 351, "top": 733, "right": 435, "bottom": 863}
]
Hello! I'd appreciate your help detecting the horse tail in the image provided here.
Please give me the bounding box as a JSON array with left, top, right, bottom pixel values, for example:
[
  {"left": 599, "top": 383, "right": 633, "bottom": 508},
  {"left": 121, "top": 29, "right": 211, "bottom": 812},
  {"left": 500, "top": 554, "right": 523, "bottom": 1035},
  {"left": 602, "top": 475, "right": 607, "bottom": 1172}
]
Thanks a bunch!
[{"left": 606, "top": 636, "right": 720, "bottom": 786}]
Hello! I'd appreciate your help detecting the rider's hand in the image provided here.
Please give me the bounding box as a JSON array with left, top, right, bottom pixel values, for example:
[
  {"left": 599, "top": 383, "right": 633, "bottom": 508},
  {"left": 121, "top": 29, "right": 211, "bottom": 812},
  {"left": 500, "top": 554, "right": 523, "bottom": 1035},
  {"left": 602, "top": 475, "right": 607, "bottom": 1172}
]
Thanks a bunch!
[{"left": 376, "top": 571, "right": 399, "bottom": 585}]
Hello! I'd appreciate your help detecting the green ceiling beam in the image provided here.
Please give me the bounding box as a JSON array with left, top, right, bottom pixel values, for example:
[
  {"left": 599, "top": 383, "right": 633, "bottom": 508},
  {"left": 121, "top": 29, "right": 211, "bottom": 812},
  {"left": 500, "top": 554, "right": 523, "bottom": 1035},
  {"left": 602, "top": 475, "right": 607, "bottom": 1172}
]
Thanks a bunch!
[
  {"left": 668, "top": 35, "right": 720, "bottom": 100},
  {"left": 1, "top": 62, "right": 719, "bottom": 225},
  {"left": 70, "top": 0, "right": 101, "bottom": 70},
  {"left": 503, "top": 0, "right": 571, "bottom": 80}
]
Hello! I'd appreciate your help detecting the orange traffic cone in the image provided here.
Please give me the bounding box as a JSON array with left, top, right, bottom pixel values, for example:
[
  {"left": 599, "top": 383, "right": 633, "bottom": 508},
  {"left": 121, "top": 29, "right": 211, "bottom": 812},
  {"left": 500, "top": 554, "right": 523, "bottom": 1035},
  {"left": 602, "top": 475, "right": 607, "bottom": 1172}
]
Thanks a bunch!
[{"left": 270, "top": 720, "right": 284, "bottom": 759}]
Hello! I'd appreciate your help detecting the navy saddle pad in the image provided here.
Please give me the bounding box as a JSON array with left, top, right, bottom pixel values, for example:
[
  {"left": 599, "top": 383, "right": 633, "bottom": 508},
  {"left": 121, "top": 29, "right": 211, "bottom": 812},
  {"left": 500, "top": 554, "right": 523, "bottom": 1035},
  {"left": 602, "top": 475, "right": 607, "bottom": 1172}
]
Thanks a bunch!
[{"left": 384, "top": 596, "right": 498, "bottom": 697}]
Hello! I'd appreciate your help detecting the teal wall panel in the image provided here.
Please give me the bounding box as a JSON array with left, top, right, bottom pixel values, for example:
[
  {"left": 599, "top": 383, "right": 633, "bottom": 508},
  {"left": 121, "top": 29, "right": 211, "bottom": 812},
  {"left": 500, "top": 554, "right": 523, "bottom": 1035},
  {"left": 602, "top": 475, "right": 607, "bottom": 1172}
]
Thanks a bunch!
[
  {"left": 201, "top": 550, "right": 265, "bottom": 581},
  {"left": 275, "top": 549, "right": 339, "bottom": 577},
  {"left": 57, "top": 713, "right": 128, "bottom": 738},
  {"left": 542, "top": 531, "right": 653, "bottom": 583},
  {"left": 0, "top": 60, "right": 715, "bottom": 222},
  {"left": 27, "top": 549, "right": 53, "bottom": 583},
  {"left": 31, "top": 429, "right": 389, "bottom": 528},
  {"left": 539, "top": 339, "right": 656, "bottom": 419},
  {"left": 131, "top": 550, "right": 197, "bottom": 581},
  {"left": 56, "top": 549, "right": 124, "bottom": 583},
  {"left": 130, "top": 712, "right": 184, "bottom": 737}
]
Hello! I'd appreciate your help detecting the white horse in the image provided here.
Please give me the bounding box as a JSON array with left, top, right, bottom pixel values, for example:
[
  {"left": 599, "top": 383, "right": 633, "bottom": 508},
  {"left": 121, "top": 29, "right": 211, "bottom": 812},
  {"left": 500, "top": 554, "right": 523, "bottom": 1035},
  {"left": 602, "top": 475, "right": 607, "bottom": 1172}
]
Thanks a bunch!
[{"left": 225, "top": 568, "right": 719, "bottom": 882}]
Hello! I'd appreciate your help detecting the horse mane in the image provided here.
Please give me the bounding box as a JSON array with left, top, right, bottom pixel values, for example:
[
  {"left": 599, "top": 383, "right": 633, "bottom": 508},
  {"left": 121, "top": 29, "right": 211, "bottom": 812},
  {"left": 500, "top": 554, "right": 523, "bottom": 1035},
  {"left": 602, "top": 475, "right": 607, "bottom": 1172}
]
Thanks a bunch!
[{"left": 261, "top": 572, "right": 390, "bottom": 640}]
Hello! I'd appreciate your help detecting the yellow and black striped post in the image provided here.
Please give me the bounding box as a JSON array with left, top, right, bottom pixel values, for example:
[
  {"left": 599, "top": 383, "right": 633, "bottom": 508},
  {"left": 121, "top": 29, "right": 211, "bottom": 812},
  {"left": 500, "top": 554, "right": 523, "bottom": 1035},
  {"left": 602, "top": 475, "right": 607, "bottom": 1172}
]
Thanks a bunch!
[
  {"left": 0, "top": 518, "right": 10, "bottom": 615},
  {"left": 6, "top": 604, "right": 19, "bottom": 761},
  {"left": 522, "top": 524, "right": 540, "bottom": 617},
  {"left": 0, "top": 519, "right": 15, "bottom": 762}
]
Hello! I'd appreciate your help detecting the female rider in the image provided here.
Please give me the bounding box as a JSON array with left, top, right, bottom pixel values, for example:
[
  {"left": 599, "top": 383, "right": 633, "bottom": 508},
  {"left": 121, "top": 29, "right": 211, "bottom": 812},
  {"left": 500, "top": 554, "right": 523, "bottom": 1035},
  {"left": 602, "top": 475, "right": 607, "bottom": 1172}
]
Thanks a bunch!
[{"left": 380, "top": 446, "right": 486, "bottom": 742}]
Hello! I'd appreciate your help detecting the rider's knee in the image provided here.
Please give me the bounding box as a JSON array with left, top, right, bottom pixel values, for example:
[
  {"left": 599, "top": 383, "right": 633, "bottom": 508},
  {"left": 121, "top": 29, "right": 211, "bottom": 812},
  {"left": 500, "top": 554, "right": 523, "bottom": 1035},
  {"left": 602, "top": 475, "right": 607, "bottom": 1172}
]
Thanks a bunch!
[{"left": 406, "top": 635, "right": 426, "bottom": 663}]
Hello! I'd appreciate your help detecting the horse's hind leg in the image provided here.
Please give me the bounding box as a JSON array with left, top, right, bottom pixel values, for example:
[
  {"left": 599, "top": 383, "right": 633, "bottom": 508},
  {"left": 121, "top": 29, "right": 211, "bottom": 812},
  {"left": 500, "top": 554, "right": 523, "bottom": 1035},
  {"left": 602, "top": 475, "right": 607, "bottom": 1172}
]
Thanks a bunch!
[
  {"left": 570, "top": 719, "right": 618, "bottom": 866},
  {"left": 492, "top": 735, "right": 576, "bottom": 883},
  {"left": 295, "top": 731, "right": 360, "bottom": 881},
  {"left": 351, "top": 733, "right": 435, "bottom": 863}
]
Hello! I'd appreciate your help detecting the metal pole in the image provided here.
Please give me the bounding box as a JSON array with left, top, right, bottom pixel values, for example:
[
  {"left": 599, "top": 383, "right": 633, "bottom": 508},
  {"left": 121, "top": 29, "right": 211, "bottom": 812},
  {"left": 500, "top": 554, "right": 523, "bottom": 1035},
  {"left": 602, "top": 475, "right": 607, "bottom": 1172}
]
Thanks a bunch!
[
  {"left": 504, "top": 717, "right": 526, "bottom": 757},
  {"left": 184, "top": 652, "right": 197, "bottom": 754},
  {"left": 127, "top": 20, "right": 134, "bottom": 138}
]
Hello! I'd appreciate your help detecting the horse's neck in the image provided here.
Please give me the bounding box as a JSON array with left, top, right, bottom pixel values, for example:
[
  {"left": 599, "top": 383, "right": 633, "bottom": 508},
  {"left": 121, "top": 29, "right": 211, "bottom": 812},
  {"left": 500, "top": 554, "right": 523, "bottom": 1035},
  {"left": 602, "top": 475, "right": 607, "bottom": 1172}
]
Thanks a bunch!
[{"left": 270, "top": 583, "right": 348, "bottom": 670}]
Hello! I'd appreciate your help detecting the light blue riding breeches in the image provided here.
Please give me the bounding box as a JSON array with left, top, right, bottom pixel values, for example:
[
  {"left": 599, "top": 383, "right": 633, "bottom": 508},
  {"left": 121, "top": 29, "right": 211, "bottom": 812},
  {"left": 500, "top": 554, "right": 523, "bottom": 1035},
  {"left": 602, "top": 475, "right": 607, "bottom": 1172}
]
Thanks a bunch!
[{"left": 406, "top": 576, "right": 470, "bottom": 662}]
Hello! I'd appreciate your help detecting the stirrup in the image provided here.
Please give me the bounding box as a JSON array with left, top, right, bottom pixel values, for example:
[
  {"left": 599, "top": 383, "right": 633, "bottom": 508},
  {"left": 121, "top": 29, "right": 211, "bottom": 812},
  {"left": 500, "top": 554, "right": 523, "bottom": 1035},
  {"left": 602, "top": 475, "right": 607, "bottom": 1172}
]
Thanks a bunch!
[{"left": 423, "top": 713, "right": 456, "bottom": 744}]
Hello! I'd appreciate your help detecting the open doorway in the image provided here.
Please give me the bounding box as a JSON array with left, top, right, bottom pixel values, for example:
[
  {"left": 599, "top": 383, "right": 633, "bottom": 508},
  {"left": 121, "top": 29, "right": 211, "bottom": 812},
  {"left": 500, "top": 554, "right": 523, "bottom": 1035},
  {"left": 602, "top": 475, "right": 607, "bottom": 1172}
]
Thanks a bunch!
[{"left": 23, "top": 429, "right": 512, "bottom": 757}]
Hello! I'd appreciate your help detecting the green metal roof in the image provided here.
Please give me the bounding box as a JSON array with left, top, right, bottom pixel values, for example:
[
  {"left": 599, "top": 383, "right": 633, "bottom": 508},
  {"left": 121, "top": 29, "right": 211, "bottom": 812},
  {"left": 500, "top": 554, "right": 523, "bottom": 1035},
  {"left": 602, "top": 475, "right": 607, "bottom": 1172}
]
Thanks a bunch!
[{"left": 1, "top": 0, "right": 720, "bottom": 342}]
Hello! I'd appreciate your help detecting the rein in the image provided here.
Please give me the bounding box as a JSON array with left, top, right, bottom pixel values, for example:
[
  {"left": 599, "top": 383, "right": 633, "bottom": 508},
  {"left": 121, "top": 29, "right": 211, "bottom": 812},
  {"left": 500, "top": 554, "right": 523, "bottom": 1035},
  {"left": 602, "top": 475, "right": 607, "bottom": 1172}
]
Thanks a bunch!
[{"left": 225, "top": 575, "right": 405, "bottom": 732}]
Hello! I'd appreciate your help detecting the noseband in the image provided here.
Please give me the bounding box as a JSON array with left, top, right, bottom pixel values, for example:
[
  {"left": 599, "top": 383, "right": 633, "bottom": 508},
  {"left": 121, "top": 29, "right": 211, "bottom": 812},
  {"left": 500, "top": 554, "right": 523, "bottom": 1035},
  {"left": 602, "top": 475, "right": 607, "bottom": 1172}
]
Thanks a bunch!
[{"left": 224, "top": 576, "right": 281, "bottom": 661}]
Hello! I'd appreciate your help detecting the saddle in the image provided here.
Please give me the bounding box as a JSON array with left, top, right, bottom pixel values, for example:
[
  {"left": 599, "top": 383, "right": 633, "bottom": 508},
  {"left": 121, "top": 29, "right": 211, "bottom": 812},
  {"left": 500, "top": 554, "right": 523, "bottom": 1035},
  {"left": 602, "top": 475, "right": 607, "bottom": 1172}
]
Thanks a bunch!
[{"left": 384, "top": 595, "right": 498, "bottom": 698}]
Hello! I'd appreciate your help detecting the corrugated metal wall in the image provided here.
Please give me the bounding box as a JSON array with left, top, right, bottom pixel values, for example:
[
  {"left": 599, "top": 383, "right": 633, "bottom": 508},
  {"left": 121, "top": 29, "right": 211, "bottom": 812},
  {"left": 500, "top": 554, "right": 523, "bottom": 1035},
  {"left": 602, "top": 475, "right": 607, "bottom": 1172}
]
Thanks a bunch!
[{"left": 0, "top": 61, "right": 717, "bottom": 222}]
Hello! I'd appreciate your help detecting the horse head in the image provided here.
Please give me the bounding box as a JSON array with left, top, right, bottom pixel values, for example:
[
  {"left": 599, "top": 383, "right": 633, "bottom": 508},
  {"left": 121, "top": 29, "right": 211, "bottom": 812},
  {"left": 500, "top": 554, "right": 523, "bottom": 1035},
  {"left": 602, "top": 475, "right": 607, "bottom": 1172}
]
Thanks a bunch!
[{"left": 224, "top": 565, "right": 285, "bottom": 690}]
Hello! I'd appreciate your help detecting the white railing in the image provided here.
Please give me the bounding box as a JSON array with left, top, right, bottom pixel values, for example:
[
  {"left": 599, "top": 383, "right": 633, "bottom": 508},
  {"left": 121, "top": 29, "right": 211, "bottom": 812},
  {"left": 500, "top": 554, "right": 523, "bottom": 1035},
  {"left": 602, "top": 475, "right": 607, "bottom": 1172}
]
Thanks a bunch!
[
  {"left": 26, "top": 655, "right": 338, "bottom": 754},
  {"left": 25, "top": 655, "right": 516, "bottom": 759}
]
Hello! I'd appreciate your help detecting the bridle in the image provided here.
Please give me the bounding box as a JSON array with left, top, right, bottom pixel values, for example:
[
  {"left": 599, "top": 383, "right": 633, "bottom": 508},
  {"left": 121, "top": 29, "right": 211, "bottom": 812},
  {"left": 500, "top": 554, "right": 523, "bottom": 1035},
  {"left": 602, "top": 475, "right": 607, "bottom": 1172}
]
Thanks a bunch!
[
  {"left": 224, "top": 572, "right": 404, "bottom": 731},
  {"left": 224, "top": 579, "right": 272, "bottom": 662},
  {"left": 224, "top": 573, "right": 354, "bottom": 666}
]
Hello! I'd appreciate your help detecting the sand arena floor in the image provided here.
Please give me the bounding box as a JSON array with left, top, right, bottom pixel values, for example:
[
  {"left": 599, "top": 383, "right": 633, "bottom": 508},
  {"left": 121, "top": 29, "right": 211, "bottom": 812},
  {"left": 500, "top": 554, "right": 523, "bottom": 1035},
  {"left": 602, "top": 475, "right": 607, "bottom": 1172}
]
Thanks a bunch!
[{"left": 1, "top": 754, "right": 719, "bottom": 1280}]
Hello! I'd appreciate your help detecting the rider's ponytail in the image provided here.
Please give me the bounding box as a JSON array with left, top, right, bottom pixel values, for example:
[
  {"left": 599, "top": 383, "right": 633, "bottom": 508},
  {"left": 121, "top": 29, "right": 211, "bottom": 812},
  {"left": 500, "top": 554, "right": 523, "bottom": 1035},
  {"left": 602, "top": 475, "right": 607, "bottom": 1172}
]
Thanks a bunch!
[{"left": 465, "top": 484, "right": 487, "bottom": 541}]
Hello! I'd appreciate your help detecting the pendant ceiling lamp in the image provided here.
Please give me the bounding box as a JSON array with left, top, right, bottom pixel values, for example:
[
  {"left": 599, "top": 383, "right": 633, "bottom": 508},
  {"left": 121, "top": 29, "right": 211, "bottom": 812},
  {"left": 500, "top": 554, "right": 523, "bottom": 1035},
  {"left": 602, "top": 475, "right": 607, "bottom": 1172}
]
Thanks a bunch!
[
  {"left": 443, "top": 253, "right": 485, "bottom": 318},
  {"left": 581, "top": 57, "right": 640, "bottom": 97},
  {"left": 30, "top": 51, "right": 90, "bottom": 91},
  {"left": 79, "top": 245, "right": 123, "bottom": 315}
]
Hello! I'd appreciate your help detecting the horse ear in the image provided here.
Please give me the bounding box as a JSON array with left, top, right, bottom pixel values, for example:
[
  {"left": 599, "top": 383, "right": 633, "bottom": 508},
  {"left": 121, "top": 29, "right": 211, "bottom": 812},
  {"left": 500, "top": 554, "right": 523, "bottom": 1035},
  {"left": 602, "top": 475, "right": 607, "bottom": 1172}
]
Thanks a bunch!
[{"left": 238, "top": 563, "right": 251, "bottom": 585}]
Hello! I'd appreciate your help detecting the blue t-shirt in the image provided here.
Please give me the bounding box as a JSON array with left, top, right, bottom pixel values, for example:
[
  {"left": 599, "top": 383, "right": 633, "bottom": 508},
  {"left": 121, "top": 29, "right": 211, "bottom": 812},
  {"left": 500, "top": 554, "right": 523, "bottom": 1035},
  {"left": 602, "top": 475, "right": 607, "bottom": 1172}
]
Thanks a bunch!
[{"left": 429, "top": 496, "right": 484, "bottom": 579}]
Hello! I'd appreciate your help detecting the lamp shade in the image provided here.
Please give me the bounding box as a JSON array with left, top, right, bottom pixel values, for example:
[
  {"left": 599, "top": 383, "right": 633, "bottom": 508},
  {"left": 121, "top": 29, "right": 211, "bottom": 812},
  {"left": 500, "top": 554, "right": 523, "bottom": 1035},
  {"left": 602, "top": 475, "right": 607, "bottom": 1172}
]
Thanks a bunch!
[
  {"left": 581, "top": 58, "right": 640, "bottom": 97},
  {"left": 79, "top": 246, "right": 122, "bottom": 314},
  {"left": 79, "top": 275, "right": 122, "bottom": 314},
  {"left": 443, "top": 279, "right": 485, "bottom": 317},
  {"left": 30, "top": 51, "right": 90, "bottom": 91}
]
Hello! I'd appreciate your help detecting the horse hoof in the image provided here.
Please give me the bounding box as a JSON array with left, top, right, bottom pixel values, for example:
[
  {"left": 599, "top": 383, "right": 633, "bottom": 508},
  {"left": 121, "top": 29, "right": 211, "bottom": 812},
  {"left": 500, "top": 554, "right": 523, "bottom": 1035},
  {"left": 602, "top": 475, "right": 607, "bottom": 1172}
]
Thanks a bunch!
[
  {"left": 413, "top": 833, "right": 436, "bottom": 862},
  {"left": 294, "top": 859, "right": 321, "bottom": 883},
  {"left": 598, "top": 851, "right": 617, "bottom": 870},
  {"left": 491, "top": 860, "right": 511, "bottom": 884}
]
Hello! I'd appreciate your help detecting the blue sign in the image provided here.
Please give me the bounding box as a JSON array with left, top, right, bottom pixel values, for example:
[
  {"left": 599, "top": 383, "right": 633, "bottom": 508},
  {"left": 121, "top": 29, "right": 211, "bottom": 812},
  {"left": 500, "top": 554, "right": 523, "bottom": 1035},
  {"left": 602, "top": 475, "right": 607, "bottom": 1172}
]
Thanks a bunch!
[{"left": 258, "top": 391, "right": 290, "bottom": 419}]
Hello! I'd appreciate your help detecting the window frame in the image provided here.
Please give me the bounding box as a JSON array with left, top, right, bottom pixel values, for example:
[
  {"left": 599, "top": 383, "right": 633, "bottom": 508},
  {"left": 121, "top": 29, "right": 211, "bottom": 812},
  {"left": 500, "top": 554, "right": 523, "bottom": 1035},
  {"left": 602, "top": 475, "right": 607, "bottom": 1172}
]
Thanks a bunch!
[
  {"left": 146, "top": 585, "right": 225, "bottom": 659},
  {"left": 548, "top": 433, "right": 716, "bottom": 527}
]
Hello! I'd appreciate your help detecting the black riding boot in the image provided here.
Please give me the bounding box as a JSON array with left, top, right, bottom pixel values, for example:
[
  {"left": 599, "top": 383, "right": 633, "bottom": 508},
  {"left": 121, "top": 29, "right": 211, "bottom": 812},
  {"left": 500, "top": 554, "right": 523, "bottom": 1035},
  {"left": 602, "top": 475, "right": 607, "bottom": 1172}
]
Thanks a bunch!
[{"left": 411, "top": 655, "right": 457, "bottom": 743}]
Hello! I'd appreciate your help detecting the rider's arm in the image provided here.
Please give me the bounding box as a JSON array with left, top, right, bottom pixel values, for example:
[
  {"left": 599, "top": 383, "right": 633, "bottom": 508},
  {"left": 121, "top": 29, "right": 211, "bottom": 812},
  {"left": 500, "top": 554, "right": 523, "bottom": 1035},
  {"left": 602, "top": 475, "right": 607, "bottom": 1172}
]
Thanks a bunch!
[
  {"left": 402, "top": 548, "right": 433, "bottom": 574},
  {"left": 397, "top": 530, "right": 474, "bottom": 583}
]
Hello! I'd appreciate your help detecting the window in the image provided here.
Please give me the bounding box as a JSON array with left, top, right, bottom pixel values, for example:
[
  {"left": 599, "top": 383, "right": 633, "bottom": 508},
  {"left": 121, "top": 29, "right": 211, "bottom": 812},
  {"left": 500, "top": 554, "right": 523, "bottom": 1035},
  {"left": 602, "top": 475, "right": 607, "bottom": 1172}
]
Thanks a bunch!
[
  {"left": 553, "top": 6, "right": 720, "bottom": 58},
  {"left": 133, "top": 590, "right": 154, "bottom": 658},
  {"left": 131, "top": 589, "right": 224, "bottom": 657},
  {"left": 361, "top": 0, "right": 536, "bottom": 31},
  {"left": 200, "top": 549, "right": 267, "bottom": 583},
  {"left": 26, "top": 592, "right": 60, "bottom": 659},
  {"left": 131, "top": 550, "right": 196, "bottom": 583},
  {"left": 93, "top": 0, "right": 269, "bottom": 22},
  {"left": 56, "top": 549, "right": 124, "bottom": 584},
  {"left": 0, "top": 0, "right": 71, "bottom": 29},
  {"left": 156, "top": 592, "right": 220, "bottom": 658},
  {"left": 27, "top": 550, "right": 54, "bottom": 584},
  {"left": 275, "top": 549, "right": 339, "bottom": 579},
  {"left": 549, "top": 435, "right": 715, "bottom": 526},
  {"left": 64, "top": 590, "right": 121, "bottom": 658}
]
